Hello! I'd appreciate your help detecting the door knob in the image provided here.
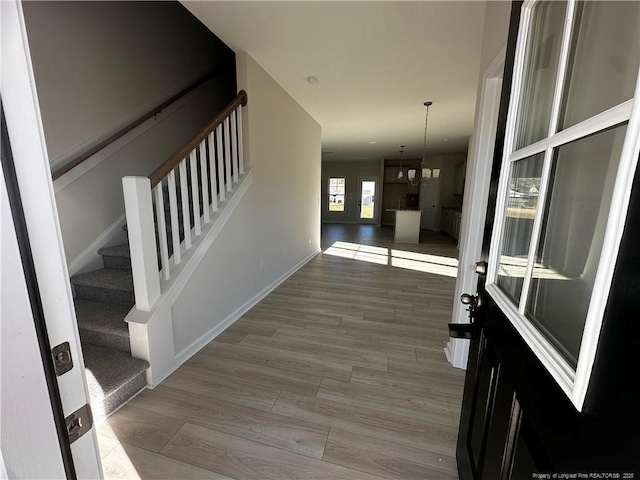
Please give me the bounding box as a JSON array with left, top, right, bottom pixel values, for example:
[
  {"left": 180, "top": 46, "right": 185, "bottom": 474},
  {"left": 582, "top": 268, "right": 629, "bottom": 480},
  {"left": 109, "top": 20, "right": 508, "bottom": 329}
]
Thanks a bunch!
[
  {"left": 448, "top": 292, "right": 481, "bottom": 340},
  {"left": 470, "top": 261, "right": 487, "bottom": 275}
]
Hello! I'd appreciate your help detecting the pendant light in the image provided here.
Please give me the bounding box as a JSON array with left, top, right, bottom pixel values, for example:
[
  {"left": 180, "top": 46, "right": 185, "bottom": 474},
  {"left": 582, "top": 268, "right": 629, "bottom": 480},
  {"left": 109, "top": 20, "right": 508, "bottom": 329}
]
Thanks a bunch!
[
  {"left": 420, "top": 101, "right": 436, "bottom": 184},
  {"left": 397, "top": 145, "right": 405, "bottom": 180}
]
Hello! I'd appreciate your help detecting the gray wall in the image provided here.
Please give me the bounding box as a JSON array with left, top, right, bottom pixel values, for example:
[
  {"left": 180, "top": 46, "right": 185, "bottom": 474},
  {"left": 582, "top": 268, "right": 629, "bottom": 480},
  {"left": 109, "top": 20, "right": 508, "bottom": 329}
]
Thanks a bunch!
[
  {"left": 23, "top": 1, "right": 238, "bottom": 268},
  {"left": 23, "top": 1, "right": 236, "bottom": 168},
  {"left": 321, "top": 160, "right": 383, "bottom": 224}
]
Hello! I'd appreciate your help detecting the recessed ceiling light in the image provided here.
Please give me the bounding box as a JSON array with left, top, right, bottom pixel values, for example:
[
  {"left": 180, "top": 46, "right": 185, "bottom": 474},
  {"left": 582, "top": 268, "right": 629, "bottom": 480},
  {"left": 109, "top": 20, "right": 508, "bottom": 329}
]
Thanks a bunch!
[
  {"left": 443, "top": 138, "right": 449, "bottom": 142},
  {"left": 306, "top": 76, "right": 319, "bottom": 85},
  {"left": 369, "top": 141, "right": 376, "bottom": 144}
]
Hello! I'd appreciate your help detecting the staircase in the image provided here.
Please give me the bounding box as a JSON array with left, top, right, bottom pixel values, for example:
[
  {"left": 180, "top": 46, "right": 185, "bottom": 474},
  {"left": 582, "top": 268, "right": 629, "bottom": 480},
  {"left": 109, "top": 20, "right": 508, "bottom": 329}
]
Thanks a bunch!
[
  {"left": 71, "top": 242, "right": 148, "bottom": 421},
  {"left": 68, "top": 90, "right": 248, "bottom": 419}
]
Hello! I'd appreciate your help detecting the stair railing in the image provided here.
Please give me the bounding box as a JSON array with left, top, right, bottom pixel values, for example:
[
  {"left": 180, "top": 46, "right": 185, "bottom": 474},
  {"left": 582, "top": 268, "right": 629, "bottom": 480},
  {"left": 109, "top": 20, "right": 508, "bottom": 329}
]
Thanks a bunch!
[{"left": 123, "top": 90, "right": 247, "bottom": 311}]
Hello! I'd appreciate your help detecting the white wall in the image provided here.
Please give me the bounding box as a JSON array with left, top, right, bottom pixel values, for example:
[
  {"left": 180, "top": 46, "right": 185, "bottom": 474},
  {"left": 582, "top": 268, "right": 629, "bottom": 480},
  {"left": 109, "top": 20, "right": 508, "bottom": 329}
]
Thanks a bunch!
[
  {"left": 22, "top": 1, "right": 235, "bottom": 168},
  {"left": 321, "top": 160, "right": 383, "bottom": 224},
  {"left": 170, "top": 53, "right": 321, "bottom": 356}
]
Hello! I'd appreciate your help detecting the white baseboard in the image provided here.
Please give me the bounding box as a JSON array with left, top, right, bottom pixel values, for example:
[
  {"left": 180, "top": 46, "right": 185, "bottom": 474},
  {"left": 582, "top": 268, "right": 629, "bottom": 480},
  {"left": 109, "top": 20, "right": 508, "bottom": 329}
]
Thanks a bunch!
[
  {"left": 67, "top": 213, "right": 127, "bottom": 276},
  {"left": 151, "top": 250, "right": 319, "bottom": 387}
]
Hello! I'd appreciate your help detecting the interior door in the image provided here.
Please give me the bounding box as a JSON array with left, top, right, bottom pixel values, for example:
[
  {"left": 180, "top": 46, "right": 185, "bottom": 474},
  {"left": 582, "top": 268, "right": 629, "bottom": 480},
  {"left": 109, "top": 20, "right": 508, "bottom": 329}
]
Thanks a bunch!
[
  {"left": 357, "top": 177, "right": 378, "bottom": 224},
  {"left": 456, "top": 1, "right": 640, "bottom": 478}
]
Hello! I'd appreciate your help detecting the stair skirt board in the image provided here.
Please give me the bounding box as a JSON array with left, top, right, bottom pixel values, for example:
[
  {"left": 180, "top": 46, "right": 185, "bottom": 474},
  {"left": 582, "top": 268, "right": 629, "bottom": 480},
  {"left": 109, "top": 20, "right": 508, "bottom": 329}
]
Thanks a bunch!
[{"left": 67, "top": 213, "right": 127, "bottom": 277}]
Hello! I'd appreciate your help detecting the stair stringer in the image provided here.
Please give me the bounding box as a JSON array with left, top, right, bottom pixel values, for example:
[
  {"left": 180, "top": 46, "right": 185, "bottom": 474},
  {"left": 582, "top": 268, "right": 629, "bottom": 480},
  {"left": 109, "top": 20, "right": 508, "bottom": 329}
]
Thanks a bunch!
[{"left": 125, "top": 168, "right": 254, "bottom": 386}]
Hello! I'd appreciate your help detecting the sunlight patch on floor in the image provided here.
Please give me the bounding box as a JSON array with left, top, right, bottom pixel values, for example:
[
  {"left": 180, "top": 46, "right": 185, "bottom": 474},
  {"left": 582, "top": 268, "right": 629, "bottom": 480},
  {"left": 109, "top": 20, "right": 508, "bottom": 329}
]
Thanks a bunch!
[{"left": 323, "top": 241, "right": 459, "bottom": 277}]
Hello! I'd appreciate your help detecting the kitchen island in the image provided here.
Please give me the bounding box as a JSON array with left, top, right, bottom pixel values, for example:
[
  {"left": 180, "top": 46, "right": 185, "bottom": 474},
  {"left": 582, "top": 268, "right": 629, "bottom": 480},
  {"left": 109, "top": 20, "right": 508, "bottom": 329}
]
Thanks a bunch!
[{"left": 386, "top": 209, "right": 422, "bottom": 244}]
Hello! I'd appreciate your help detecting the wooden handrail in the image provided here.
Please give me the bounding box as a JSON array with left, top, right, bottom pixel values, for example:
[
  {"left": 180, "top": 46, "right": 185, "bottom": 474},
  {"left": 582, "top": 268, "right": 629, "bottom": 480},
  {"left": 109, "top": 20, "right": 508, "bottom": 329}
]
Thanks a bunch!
[
  {"left": 51, "top": 69, "right": 222, "bottom": 181},
  {"left": 149, "top": 90, "right": 247, "bottom": 188}
]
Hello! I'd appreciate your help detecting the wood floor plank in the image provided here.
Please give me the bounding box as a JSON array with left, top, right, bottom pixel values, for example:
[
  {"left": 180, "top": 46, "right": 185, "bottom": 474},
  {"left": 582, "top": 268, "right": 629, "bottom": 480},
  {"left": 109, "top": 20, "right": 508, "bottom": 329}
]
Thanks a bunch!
[
  {"left": 324, "top": 429, "right": 458, "bottom": 480},
  {"left": 200, "top": 341, "right": 353, "bottom": 382},
  {"left": 272, "top": 390, "right": 457, "bottom": 457},
  {"left": 317, "top": 378, "right": 457, "bottom": 426},
  {"left": 102, "top": 442, "right": 232, "bottom": 480},
  {"left": 130, "top": 385, "right": 329, "bottom": 459},
  {"left": 185, "top": 351, "right": 322, "bottom": 396},
  {"left": 213, "top": 330, "right": 246, "bottom": 345},
  {"left": 161, "top": 423, "right": 385, "bottom": 480},
  {"left": 271, "top": 327, "right": 417, "bottom": 360},
  {"left": 162, "top": 363, "right": 281, "bottom": 411},
  {"left": 388, "top": 356, "right": 465, "bottom": 378},
  {"left": 239, "top": 334, "right": 388, "bottom": 371},
  {"left": 350, "top": 367, "right": 464, "bottom": 399},
  {"left": 99, "top": 405, "right": 183, "bottom": 452},
  {"left": 303, "top": 322, "right": 446, "bottom": 349},
  {"left": 224, "top": 317, "right": 279, "bottom": 336}
]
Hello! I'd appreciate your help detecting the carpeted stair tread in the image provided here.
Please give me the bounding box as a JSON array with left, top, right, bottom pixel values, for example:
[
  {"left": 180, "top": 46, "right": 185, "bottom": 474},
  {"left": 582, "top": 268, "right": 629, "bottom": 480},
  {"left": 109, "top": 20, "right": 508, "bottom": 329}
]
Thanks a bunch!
[
  {"left": 75, "top": 299, "right": 131, "bottom": 352},
  {"left": 82, "top": 344, "right": 148, "bottom": 420},
  {"left": 71, "top": 268, "right": 134, "bottom": 306},
  {"left": 98, "top": 243, "right": 132, "bottom": 270},
  {"left": 98, "top": 243, "right": 130, "bottom": 259},
  {"left": 71, "top": 268, "right": 134, "bottom": 292}
]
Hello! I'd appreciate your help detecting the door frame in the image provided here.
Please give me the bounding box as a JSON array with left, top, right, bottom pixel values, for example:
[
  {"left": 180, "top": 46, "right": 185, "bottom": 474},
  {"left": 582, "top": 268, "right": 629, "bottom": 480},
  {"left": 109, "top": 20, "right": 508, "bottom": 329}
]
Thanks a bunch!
[
  {"left": 446, "top": 48, "right": 506, "bottom": 369},
  {"left": 357, "top": 176, "right": 379, "bottom": 225},
  {"left": 2, "top": 1, "right": 102, "bottom": 476}
]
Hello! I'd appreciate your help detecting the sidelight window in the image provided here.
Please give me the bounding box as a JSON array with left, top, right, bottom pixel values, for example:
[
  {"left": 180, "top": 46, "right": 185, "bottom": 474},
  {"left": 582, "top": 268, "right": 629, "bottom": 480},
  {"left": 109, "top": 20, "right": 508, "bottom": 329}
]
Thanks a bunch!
[{"left": 486, "top": 0, "right": 640, "bottom": 410}]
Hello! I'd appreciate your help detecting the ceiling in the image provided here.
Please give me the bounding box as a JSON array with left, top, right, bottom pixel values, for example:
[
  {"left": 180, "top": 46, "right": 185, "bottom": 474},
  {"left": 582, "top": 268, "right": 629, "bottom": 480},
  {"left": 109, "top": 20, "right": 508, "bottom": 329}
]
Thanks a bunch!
[{"left": 183, "top": 1, "right": 487, "bottom": 162}]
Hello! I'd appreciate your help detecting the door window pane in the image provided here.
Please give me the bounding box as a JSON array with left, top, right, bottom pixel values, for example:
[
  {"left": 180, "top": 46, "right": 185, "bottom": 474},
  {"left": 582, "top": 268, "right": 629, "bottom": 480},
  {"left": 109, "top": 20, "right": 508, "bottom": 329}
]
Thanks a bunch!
[
  {"left": 516, "top": 1, "right": 567, "bottom": 149},
  {"left": 359, "top": 181, "right": 376, "bottom": 219},
  {"left": 526, "top": 124, "right": 627, "bottom": 366},
  {"left": 496, "top": 153, "right": 544, "bottom": 304},
  {"left": 516, "top": 1, "right": 567, "bottom": 148},
  {"left": 560, "top": 2, "right": 640, "bottom": 130},
  {"left": 328, "top": 178, "right": 345, "bottom": 212}
]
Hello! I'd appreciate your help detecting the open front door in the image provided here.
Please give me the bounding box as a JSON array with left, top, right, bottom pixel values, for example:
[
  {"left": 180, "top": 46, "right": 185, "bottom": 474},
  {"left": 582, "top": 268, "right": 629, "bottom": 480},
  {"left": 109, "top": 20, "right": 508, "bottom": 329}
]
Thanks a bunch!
[
  {"left": 456, "top": 1, "right": 640, "bottom": 478},
  {"left": 2, "top": 1, "right": 102, "bottom": 476}
]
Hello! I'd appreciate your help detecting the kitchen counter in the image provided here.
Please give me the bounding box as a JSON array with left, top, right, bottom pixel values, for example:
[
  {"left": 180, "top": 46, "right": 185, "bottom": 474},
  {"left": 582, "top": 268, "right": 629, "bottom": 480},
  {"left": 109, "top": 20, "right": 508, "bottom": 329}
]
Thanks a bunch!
[{"left": 386, "top": 209, "right": 422, "bottom": 244}]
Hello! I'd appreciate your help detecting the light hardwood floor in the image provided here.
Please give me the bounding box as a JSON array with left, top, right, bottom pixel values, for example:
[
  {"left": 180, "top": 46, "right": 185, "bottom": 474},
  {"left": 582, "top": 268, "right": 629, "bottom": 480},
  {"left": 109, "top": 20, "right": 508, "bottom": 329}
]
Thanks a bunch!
[{"left": 99, "top": 224, "right": 465, "bottom": 479}]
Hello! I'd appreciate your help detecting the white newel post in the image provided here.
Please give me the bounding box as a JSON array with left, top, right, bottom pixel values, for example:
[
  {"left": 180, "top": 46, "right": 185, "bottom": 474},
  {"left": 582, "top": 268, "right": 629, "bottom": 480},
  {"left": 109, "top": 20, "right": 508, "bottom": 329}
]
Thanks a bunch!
[{"left": 123, "top": 176, "right": 161, "bottom": 311}]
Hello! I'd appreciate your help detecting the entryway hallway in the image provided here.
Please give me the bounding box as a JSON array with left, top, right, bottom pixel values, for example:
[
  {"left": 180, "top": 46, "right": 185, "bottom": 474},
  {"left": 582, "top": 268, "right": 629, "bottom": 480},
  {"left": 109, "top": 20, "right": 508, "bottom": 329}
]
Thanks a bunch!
[{"left": 98, "top": 224, "right": 464, "bottom": 479}]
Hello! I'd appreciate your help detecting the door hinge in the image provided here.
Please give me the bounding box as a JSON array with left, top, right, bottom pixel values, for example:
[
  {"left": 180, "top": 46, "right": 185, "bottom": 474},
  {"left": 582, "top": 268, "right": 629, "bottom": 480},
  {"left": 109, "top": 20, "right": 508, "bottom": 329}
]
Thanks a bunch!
[
  {"left": 51, "top": 341, "right": 73, "bottom": 376},
  {"left": 66, "top": 404, "right": 93, "bottom": 444}
]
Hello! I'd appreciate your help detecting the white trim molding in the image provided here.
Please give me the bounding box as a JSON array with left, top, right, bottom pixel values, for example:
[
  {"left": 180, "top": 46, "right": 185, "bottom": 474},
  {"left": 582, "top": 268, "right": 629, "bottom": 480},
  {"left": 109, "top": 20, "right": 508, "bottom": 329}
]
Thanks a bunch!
[{"left": 447, "top": 47, "right": 506, "bottom": 370}]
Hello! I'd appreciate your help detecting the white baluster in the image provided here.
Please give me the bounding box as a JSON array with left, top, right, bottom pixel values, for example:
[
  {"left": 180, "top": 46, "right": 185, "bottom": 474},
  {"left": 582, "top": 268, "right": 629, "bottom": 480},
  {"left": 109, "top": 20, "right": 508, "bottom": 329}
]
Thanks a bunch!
[
  {"left": 168, "top": 170, "right": 181, "bottom": 265},
  {"left": 231, "top": 109, "right": 239, "bottom": 184},
  {"left": 224, "top": 116, "right": 232, "bottom": 192},
  {"left": 122, "top": 176, "right": 161, "bottom": 311},
  {"left": 216, "top": 125, "right": 225, "bottom": 202},
  {"left": 153, "top": 181, "right": 170, "bottom": 280},
  {"left": 190, "top": 150, "right": 201, "bottom": 236},
  {"left": 208, "top": 131, "right": 218, "bottom": 212},
  {"left": 237, "top": 106, "right": 245, "bottom": 175},
  {"left": 179, "top": 159, "right": 191, "bottom": 250},
  {"left": 199, "top": 140, "right": 210, "bottom": 224}
]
